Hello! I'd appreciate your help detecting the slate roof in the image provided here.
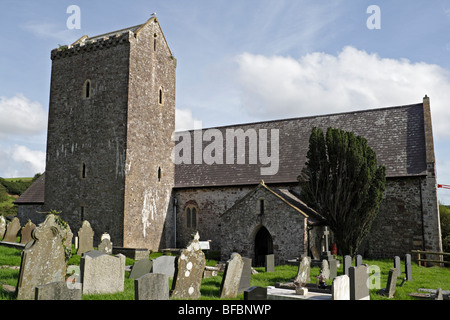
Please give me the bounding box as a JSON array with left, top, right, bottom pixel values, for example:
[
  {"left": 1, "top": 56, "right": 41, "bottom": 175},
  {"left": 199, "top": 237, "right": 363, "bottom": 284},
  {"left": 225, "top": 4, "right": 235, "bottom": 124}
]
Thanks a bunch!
[
  {"left": 13, "top": 174, "right": 45, "bottom": 205},
  {"left": 174, "top": 102, "right": 427, "bottom": 188}
]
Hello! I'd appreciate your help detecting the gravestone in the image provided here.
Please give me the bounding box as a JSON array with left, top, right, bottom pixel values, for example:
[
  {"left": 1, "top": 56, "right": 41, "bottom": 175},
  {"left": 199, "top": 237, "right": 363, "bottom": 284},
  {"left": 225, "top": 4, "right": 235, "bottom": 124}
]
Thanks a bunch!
[
  {"left": 349, "top": 265, "right": 370, "bottom": 300},
  {"left": 321, "top": 259, "right": 330, "bottom": 280},
  {"left": 329, "top": 259, "right": 338, "bottom": 279},
  {"left": 3, "top": 217, "right": 21, "bottom": 242},
  {"left": 152, "top": 255, "right": 176, "bottom": 278},
  {"left": 171, "top": 232, "right": 206, "bottom": 299},
  {"left": 294, "top": 256, "right": 311, "bottom": 286},
  {"left": 356, "top": 255, "right": 363, "bottom": 267},
  {"left": 98, "top": 238, "right": 113, "bottom": 254},
  {"left": 20, "top": 220, "right": 36, "bottom": 244},
  {"left": 343, "top": 255, "right": 352, "bottom": 275},
  {"left": 129, "top": 258, "right": 153, "bottom": 279},
  {"left": 77, "top": 220, "right": 94, "bottom": 255},
  {"left": 394, "top": 256, "right": 401, "bottom": 273},
  {"left": 135, "top": 273, "right": 170, "bottom": 300},
  {"left": 0, "top": 216, "right": 6, "bottom": 239},
  {"left": 220, "top": 253, "right": 244, "bottom": 298},
  {"left": 244, "top": 286, "right": 267, "bottom": 300},
  {"left": 35, "top": 281, "right": 82, "bottom": 300},
  {"left": 16, "top": 215, "right": 67, "bottom": 300},
  {"left": 238, "top": 257, "right": 252, "bottom": 294},
  {"left": 265, "top": 254, "right": 275, "bottom": 272},
  {"left": 80, "top": 251, "right": 126, "bottom": 295},
  {"left": 332, "top": 275, "right": 350, "bottom": 300},
  {"left": 405, "top": 254, "right": 412, "bottom": 281},
  {"left": 320, "top": 227, "right": 334, "bottom": 261},
  {"left": 378, "top": 268, "right": 399, "bottom": 298}
]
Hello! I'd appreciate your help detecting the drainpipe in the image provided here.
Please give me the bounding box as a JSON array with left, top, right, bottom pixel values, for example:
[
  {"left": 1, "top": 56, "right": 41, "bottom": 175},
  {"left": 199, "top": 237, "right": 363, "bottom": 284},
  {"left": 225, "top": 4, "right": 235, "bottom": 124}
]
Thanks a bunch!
[{"left": 173, "top": 197, "right": 178, "bottom": 248}]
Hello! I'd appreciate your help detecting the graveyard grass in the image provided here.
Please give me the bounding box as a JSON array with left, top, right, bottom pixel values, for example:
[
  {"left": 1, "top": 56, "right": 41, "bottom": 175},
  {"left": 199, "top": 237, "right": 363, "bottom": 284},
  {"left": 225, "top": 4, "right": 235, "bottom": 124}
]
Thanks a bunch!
[{"left": 0, "top": 246, "right": 449, "bottom": 300}]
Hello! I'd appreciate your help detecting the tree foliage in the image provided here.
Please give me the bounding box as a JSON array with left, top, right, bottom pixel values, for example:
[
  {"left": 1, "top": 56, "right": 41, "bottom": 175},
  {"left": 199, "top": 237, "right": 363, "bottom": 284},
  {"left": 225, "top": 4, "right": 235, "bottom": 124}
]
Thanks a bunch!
[{"left": 298, "top": 127, "right": 386, "bottom": 257}]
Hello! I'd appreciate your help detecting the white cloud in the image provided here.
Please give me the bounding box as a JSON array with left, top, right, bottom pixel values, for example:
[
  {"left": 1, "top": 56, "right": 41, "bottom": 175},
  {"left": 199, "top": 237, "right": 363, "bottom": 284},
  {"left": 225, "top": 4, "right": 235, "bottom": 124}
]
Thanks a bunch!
[
  {"left": 0, "top": 94, "right": 47, "bottom": 136},
  {"left": 22, "top": 22, "right": 78, "bottom": 44},
  {"left": 0, "top": 145, "right": 45, "bottom": 178},
  {"left": 235, "top": 46, "right": 450, "bottom": 139},
  {"left": 175, "top": 108, "right": 203, "bottom": 131}
]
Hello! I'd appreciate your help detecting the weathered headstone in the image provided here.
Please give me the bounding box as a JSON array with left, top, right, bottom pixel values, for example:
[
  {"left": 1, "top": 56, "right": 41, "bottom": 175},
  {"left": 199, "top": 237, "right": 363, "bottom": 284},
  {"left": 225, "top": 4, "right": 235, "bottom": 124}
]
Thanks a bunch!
[
  {"left": 265, "top": 254, "right": 275, "bottom": 272},
  {"left": 332, "top": 275, "right": 350, "bottom": 300},
  {"left": 356, "top": 255, "right": 363, "bottom": 267},
  {"left": 129, "top": 258, "right": 153, "bottom": 279},
  {"left": 0, "top": 216, "right": 6, "bottom": 239},
  {"left": 394, "top": 256, "right": 401, "bottom": 273},
  {"left": 35, "top": 281, "right": 82, "bottom": 300},
  {"left": 349, "top": 265, "right": 370, "bottom": 300},
  {"left": 135, "top": 273, "right": 170, "bottom": 300},
  {"left": 171, "top": 232, "right": 206, "bottom": 299},
  {"left": 20, "top": 220, "right": 36, "bottom": 244},
  {"left": 16, "top": 215, "right": 67, "bottom": 300},
  {"left": 80, "top": 251, "right": 126, "bottom": 295},
  {"left": 378, "top": 268, "right": 399, "bottom": 298},
  {"left": 244, "top": 286, "right": 267, "bottom": 300},
  {"left": 98, "top": 238, "right": 113, "bottom": 254},
  {"left": 343, "top": 255, "right": 352, "bottom": 275},
  {"left": 220, "top": 253, "right": 244, "bottom": 298},
  {"left": 3, "top": 217, "right": 21, "bottom": 242},
  {"left": 77, "top": 220, "right": 94, "bottom": 255},
  {"left": 405, "top": 254, "right": 412, "bottom": 281},
  {"left": 152, "top": 255, "right": 176, "bottom": 278},
  {"left": 238, "top": 257, "right": 252, "bottom": 294},
  {"left": 321, "top": 259, "right": 330, "bottom": 280},
  {"left": 435, "top": 288, "right": 443, "bottom": 300},
  {"left": 294, "top": 256, "right": 311, "bottom": 286},
  {"left": 329, "top": 258, "right": 338, "bottom": 279}
]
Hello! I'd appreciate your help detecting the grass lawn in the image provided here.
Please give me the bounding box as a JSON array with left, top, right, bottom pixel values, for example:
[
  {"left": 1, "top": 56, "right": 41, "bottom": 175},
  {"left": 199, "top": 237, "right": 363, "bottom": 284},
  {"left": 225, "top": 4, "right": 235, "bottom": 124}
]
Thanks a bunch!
[{"left": 0, "top": 246, "right": 448, "bottom": 300}]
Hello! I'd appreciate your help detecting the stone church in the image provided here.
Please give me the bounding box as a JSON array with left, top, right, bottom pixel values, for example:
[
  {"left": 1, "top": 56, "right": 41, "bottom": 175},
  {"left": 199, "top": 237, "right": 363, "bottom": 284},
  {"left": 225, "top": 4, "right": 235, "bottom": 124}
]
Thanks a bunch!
[{"left": 15, "top": 17, "right": 443, "bottom": 265}]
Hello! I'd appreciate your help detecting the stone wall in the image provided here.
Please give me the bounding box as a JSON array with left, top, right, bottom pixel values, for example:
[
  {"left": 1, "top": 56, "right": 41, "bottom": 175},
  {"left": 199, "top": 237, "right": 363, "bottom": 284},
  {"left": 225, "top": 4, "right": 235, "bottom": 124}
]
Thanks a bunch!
[
  {"left": 44, "top": 33, "right": 131, "bottom": 245},
  {"left": 123, "top": 19, "right": 176, "bottom": 250},
  {"left": 220, "top": 184, "right": 307, "bottom": 265}
]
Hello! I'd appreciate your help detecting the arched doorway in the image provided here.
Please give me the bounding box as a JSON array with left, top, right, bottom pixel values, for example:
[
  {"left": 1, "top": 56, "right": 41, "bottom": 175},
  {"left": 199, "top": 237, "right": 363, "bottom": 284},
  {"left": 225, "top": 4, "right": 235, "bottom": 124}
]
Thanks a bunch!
[{"left": 254, "top": 226, "right": 273, "bottom": 267}]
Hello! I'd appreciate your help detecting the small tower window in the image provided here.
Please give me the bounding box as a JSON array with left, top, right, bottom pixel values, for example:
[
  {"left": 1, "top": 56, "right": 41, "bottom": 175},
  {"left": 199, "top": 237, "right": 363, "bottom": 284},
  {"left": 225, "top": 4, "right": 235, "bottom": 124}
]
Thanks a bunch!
[
  {"left": 158, "top": 87, "right": 164, "bottom": 105},
  {"left": 81, "top": 162, "right": 87, "bottom": 179},
  {"left": 80, "top": 206, "right": 85, "bottom": 221},
  {"left": 83, "top": 80, "right": 91, "bottom": 99},
  {"left": 158, "top": 167, "right": 162, "bottom": 182},
  {"left": 153, "top": 33, "right": 158, "bottom": 51},
  {"left": 258, "top": 199, "right": 265, "bottom": 216}
]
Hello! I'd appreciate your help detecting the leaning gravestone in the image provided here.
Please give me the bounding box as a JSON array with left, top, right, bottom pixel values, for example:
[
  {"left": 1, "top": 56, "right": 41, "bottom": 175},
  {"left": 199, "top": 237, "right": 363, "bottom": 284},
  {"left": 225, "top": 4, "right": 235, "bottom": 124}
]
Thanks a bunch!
[
  {"left": 378, "top": 268, "right": 399, "bottom": 298},
  {"left": 77, "top": 220, "right": 94, "bottom": 255},
  {"left": 405, "top": 254, "right": 412, "bottom": 281},
  {"left": 332, "top": 275, "right": 350, "bottom": 300},
  {"left": 349, "top": 265, "right": 370, "bottom": 300},
  {"left": 171, "top": 232, "right": 206, "bottom": 299},
  {"left": 16, "top": 215, "right": 67, "bottom": 300},
  {"left": 0, "top": 215, "right": 6, "bottom": 239},
  {"left": 129, "top": 258, "right": 153, "bottom": 279},
  {"left": 294, "top": 256, "right": 311, "bottom": 286},
  {"left": 135, "top": 273, "right": 170, "bottom": 300},
  {"left": 152, "top": 255, "right": 176, "bottom": 278},
  {"left": 220, "top": 253, "right": 244, "bottom": 298},
  {"left": 35, "top": 281, "right": 82, "bottom": 300},
  {"left": 238, "top": 257, "right": 252, "bottom": 294},
  {"left": 20, "top": 220, "right": 36, "bottom": 244},
  {"left": 80, "top": 251, "right": 126, "bottom": 295},
  {"left": 3, "top": 217, "right": 21, "bottom": 242}
]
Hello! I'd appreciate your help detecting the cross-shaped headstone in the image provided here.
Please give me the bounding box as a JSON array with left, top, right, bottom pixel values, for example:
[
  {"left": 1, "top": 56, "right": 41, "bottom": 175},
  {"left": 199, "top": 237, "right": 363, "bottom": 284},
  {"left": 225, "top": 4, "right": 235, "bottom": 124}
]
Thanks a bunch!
[{"left": 323, "top": 227, "right": 330, "bottom": 252}]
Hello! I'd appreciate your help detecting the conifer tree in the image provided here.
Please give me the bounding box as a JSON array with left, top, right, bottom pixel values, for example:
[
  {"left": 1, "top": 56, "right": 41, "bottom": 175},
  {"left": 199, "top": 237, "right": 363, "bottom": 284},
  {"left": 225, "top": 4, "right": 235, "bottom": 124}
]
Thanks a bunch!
[{"left": 298, "top": 127, "right": 386, "bottom": 257}]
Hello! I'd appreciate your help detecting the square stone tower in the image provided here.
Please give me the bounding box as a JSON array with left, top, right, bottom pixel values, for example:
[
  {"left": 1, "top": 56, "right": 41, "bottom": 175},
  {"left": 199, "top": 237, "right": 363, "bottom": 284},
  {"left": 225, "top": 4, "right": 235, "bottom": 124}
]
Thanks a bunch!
[{"left": 44, "top": 17, "right": 176, "bottom": 250}]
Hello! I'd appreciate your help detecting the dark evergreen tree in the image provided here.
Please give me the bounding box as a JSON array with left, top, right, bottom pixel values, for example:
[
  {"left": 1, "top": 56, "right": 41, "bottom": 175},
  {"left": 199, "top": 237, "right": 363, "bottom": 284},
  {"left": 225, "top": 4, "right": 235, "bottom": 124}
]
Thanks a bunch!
[{"left": 298, "top": 127, "right": 386, "bottom": 257}]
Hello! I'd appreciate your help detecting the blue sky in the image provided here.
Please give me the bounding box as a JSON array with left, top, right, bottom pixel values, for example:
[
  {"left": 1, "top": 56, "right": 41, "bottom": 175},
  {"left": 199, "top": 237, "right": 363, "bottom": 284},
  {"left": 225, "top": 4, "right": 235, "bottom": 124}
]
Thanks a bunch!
[{"left": 1, "top": 0, "right": 450, "bottom": 203}]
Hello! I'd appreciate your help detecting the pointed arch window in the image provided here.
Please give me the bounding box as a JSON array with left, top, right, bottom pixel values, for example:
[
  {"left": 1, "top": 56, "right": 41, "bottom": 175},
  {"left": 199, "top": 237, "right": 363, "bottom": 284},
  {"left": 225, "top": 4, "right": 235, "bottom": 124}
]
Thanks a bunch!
[
  {"left": 83, "top": 80, "right": 91, "bottom": 99},
  {"left": 158, "top": 87, "right": 164, "bottom": 105},
  {"left": 185, "top": 203, "right": 198, "bottom": 230}
]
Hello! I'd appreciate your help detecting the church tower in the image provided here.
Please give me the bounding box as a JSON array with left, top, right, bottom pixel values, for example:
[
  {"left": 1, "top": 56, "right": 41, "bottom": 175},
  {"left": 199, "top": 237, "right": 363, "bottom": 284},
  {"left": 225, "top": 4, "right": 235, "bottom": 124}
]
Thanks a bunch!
[{"left": 44, "top": 16, "right": 176, "bottom": 250}]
